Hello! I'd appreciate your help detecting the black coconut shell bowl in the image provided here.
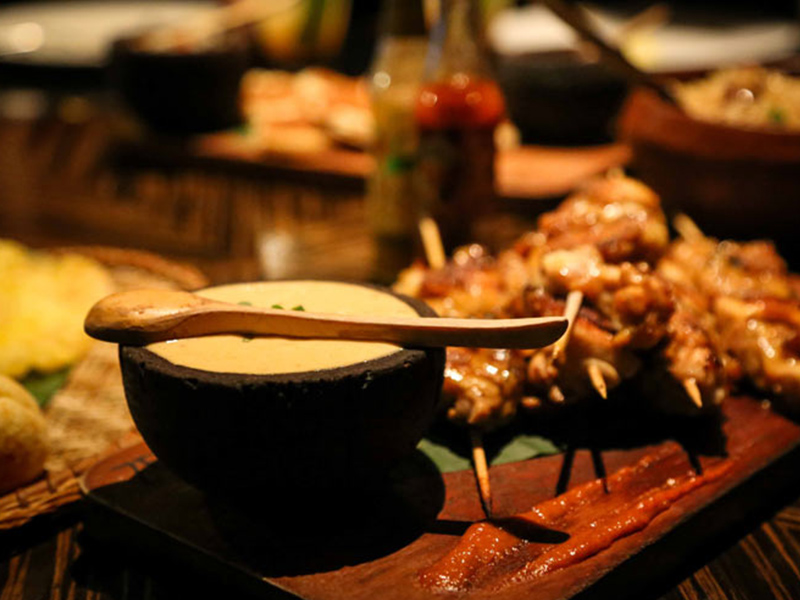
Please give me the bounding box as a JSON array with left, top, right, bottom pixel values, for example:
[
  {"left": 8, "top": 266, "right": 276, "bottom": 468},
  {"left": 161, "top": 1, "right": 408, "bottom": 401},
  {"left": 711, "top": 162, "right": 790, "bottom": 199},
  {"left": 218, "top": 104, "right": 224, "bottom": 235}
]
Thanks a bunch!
[{"left": 118, "top": 285, "right": 445, "bottom": 505}]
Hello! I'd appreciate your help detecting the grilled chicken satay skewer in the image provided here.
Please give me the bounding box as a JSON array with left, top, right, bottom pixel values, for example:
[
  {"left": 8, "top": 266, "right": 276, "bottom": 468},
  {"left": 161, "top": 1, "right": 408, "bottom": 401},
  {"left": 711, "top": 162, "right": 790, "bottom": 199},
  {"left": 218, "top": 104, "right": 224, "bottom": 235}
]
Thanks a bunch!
[
  {"left": 664, "top": 213, "right": 800, "bottom": 406},
  {"left": 666, "top": 214, "right": 731, "bottom": 409},
  {"left": 418, "top": 216, "right": 495, "bottom": 517},
  {"left": 404, "top": 175, "right": 725, "bottom": 433},
  {"left": 407, "top": 174, "right": 673, "bottom": 420}
]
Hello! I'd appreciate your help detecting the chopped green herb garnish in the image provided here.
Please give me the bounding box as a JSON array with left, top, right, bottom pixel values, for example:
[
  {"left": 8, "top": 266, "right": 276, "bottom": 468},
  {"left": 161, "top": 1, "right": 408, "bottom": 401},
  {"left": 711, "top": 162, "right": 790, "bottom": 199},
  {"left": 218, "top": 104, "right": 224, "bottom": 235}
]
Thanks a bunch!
[
  {"left": 768, "top": 107, "right": 785, "bottom": 125},
  {"left": 242, "top": 336, "right": 253, "bottom": 343},
  {"left": 292, "top": 305, "right": 305, "bottom": 311},
  {"left": 271, "top": 304, "right": 284, "bottom": 310},
  {"left": 238, "top": 301, "right": 253, "bottom": 306}
]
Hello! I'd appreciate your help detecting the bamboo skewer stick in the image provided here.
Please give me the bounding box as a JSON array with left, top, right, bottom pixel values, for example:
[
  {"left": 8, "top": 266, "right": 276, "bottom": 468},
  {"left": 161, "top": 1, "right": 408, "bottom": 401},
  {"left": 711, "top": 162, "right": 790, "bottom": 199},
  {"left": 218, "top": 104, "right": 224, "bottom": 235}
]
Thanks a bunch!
[
  {"left": 673, "top": 213, "right": 705, "bottom": 243},
  {"left": 417, "top": 216, "right": 494, "bottom": 518},
  {"left": 586, "top": 361, "right": 608, "bottom": 400},
  {"left": 590, "top": 447, "right": 609, "bottom": 493},
  {"left": 552, "top": 291, "right": 583, "bottom": 364},
  {"left": 470, "top": 429, "right": 493, "bottom": 518},
  {"left": 671, "top": 214, "right": 707, "bottom": 409},
  {"left": 683, "top": 377, "right": 703, "bottom": 409},
  {"left": 549, "top": 385, "right": 566, "bottom": 404},
  {"left": 418, "top": 216, "right": 447, "bottom": 270}
]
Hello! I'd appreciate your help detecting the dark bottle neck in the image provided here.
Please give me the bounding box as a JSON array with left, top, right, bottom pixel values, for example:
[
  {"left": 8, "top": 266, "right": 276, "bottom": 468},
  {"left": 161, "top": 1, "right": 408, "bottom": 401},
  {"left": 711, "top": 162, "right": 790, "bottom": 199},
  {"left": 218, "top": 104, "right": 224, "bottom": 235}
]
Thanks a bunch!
[
  {"left": 439, "top": 0, "right": 483, "bottom": 38},
  {"left": 378, "top": 0, "right": 427, "bottom": 37}
]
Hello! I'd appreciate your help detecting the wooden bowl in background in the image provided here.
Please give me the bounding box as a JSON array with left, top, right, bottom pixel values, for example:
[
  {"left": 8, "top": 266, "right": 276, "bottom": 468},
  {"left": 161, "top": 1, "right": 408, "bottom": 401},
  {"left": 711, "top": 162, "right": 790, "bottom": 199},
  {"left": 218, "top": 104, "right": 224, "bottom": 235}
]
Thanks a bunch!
[{"left": 618, "top": 88, "right": 800, "bottom": 261}]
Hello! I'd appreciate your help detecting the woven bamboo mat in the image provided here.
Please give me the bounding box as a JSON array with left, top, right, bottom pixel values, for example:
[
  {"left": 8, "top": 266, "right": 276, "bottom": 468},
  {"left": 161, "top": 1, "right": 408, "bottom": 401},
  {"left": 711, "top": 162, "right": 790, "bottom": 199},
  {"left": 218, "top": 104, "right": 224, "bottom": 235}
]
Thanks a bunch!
[{"left": 0, "top": 246, "right": 207, "bottom": 530}]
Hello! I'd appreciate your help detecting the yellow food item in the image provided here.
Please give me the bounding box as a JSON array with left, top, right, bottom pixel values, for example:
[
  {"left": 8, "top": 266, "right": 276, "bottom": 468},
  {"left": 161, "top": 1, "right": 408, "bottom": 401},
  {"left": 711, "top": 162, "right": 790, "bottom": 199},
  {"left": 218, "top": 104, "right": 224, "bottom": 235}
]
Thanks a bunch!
[
  {"left": 0, "top": 375, "right": 47, "bottom": 493},
  {"left": 0, "top": 240, "right": 114, "bottom": 379}
]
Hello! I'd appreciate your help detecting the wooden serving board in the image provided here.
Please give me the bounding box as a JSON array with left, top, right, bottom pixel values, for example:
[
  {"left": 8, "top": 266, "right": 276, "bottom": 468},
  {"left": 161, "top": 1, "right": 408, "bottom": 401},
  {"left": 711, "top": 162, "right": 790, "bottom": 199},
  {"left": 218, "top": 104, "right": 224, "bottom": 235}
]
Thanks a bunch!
[
  {"left": 80, "top": 396, "right": 800, "bottom": 600},
  {"left": 113, "top": 139, "right": 631, "bottom": 202}
]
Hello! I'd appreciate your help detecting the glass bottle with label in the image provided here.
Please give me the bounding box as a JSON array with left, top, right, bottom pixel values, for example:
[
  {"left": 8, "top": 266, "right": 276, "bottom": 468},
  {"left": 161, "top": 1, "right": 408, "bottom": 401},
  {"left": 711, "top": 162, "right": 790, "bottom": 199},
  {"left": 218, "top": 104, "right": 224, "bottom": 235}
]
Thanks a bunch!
[
  {"left": 415, "top": 0, "right": 505, "bottom": 252},
  {"left": 366, "top": 0, "right": 428, "bottom": 283}
]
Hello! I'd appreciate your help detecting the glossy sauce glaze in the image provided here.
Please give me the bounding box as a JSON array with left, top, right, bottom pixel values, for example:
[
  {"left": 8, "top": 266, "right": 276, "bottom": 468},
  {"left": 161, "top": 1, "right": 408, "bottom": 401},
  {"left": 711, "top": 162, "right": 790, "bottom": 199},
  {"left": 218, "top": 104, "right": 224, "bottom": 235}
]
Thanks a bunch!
[
  {"left": 420, "top": 447, "right": 733, "bottom": 593},
  {"left": 148, "top": 281, "right": 419, "bottom": 375}
]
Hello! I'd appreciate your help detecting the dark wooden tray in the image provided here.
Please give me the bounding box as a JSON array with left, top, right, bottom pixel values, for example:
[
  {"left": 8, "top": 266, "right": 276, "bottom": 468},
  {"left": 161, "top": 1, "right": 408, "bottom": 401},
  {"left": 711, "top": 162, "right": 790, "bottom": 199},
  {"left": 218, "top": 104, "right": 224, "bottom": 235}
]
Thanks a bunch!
[
  {"left": 112, "top": 139, "right": 630, "bottom": 202},
  {"left": 80, "top": 396, "right": 800, "bottom": 600}
]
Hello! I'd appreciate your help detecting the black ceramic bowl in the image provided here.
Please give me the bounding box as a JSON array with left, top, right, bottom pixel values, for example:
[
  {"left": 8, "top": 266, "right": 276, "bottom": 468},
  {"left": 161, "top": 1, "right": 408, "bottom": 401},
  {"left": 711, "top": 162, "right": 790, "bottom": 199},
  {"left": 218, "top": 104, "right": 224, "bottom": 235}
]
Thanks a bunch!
[
  {"left": 118, "top": 282, "right": 445, "bottom": 501},
  {"left": 495, "top": 50, "right": 629, "bottom": 145},
  {"left": 109, "top": 32, "right": 249, "bottom": 135}
]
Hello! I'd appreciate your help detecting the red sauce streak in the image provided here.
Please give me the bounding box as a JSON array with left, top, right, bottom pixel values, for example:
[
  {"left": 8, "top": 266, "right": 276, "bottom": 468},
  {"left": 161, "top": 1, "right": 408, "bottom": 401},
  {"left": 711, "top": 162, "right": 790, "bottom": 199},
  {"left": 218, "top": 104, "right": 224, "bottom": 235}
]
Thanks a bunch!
[{"left": 420, "top": 450, "right": 733, "bottom": 593}]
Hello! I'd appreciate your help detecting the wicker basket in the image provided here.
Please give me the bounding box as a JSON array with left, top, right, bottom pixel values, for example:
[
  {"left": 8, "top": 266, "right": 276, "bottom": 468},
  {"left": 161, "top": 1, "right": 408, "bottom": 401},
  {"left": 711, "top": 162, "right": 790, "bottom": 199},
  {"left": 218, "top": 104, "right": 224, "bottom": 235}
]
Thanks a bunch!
[{"left": 0, "top": 246, "right": 207, "bottom": 529}]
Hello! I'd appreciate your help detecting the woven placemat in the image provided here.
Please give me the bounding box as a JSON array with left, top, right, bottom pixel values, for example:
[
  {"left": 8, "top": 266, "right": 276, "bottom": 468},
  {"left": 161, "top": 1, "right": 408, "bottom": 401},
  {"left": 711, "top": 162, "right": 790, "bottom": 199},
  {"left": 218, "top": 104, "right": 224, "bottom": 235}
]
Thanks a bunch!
[{"left": 0, "top": 247, "right": 208, "bottom": 529}]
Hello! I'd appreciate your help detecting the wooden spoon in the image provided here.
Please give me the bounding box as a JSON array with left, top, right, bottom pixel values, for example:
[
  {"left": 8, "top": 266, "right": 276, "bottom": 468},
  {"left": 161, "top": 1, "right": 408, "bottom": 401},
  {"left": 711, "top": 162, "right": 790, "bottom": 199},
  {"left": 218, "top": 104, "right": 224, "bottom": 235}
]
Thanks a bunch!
[{"left": 85, "top": 289, "right": 568, "bottom": 350}]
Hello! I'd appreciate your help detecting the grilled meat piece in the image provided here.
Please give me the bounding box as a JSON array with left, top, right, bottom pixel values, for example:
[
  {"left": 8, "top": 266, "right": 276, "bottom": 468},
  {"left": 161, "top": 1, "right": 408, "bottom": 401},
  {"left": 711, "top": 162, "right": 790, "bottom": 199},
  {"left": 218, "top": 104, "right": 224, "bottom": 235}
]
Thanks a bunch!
[
  {"left": 515, "top": 289, "right": 641, "bottom": 406},
  {"left": 395, "top": 244, "right": 528, "bottom": 318},
  {"left": 530, "top": 245, "right": 674, "bottom": 350},
  {"left": 660, "top": 238, "right": 795, "bottom": 302},
  {"left": 519, "top": 175, "right": 669, "bottom": 265},
  {"left": 443, "top": 347, "right": 526, "bottom": 429},
  {"left": 715, "top": 296, "right": 800, "bottom": 400},
  {"left": 658, "top": 232, "right": 800, "bottom": 404}
]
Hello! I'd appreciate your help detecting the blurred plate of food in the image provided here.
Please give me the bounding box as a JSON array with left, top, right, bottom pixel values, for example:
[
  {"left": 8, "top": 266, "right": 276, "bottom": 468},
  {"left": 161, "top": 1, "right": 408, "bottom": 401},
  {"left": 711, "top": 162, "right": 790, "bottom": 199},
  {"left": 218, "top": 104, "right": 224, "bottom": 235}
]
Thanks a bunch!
[
  {"left": 618, "top": 66, "right": 800, "bottom": 259},
  {"left": 490, "top": 4, "right": 800, "bottom": 74},
  {"left": 237, "top": 67, "right": 373, "bottom": 151},
  {"left": 112, "top": 67, "right": 626, "bottom": 204},
  {"left": 0, "top": 240, "right": 206, "bottom": 528},
  {"left": 489, "top": 4, "right": 800, "bottom": 144},
  {"left": 0, "top": 0, "right": 213, "bottom": 68}
]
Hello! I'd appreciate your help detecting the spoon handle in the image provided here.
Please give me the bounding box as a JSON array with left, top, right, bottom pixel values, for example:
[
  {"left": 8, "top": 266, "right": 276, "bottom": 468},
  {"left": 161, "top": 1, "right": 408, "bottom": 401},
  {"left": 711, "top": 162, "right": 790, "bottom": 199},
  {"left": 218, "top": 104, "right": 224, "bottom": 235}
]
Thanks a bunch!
[{"left": 85, "top": 290, "right": 568, "bottom": 350}]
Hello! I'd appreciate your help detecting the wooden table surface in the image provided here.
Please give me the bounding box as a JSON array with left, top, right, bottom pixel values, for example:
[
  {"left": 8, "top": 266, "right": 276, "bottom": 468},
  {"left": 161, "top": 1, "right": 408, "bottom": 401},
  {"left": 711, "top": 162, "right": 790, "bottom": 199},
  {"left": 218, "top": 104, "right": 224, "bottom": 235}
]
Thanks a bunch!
[{"left": 1, "top": 94, "right": 800, "bottom": 600}]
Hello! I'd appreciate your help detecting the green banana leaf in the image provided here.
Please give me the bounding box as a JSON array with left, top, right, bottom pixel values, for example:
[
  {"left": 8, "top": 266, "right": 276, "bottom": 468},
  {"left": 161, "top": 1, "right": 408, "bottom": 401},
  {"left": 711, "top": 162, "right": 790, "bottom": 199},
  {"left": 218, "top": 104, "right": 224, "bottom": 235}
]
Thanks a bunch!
[{"left": 418, "top": 432, "right": 561, "bottom": 474}]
